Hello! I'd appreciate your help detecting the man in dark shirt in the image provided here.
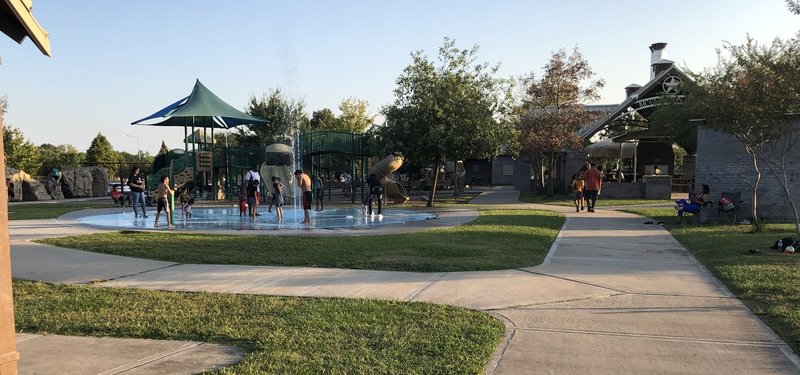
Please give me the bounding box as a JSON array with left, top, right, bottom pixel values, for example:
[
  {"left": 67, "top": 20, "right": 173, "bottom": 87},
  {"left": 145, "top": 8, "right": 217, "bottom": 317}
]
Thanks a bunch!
[{"left": 366, "top": 173, "right": 383, "bottom": 216}]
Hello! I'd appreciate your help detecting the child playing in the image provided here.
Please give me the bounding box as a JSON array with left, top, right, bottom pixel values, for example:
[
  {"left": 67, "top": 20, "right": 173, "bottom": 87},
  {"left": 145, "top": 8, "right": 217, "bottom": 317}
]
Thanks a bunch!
[
  {"left": 183, "top": 198, "right": 194, "bottom": 220},
  {"left": 154, "top": 175, "right": 174, "bottom": 229},
  {"left": 238, "top": 191, "right": 247, "bottom": 217},
  {"left": 272, "top": 176, "right": 285, "bottom": 222}
]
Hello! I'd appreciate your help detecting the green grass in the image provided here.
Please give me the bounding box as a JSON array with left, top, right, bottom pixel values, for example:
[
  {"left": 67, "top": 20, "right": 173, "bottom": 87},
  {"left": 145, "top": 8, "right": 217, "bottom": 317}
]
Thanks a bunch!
[
  {"left": 519, "top": 192, "right": 673, "bottom": 207},
  {"left": 8, "top": 201, "right": 112, "bottom": 220},
  {"left": 623, "top": 207, "right": 800, "bottom": 353},
  {"left": 39, "top": 209, "right": 564, "bottom": 272},
  {"left": 13, "top": 280, "right": 503, "bottom": 374}
]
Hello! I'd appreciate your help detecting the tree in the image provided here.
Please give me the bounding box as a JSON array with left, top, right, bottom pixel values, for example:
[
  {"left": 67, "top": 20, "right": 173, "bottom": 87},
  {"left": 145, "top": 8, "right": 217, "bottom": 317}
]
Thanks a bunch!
[
  {"left": 86, "top": 132, "right": 122, "bottom": 176},
  {"left": 37, "top": 143, "right": 84, "bottom": 176},
  {"left": 3, "top": 126, "right": 41, "bottom": 174},
  {"left": 308, "top": 108, "right": 339, "bottom": 131},
  {"left": 380, "top": 38, "right": 515, "bottom": 206},
  {"left": 337, "top": 98, "right": 375, "bottom": 133},
  {"left": 234, "top": 89, "right": 309, "bottom": 146},
  {"left": 660, "top": 35, "right": 800, "bottom": 234},
  {"left": 517, "top": 47, "right": 605, "bottom": 196},
  {"left": 788, "top": 0, "right": 800, "bottom": 14}
]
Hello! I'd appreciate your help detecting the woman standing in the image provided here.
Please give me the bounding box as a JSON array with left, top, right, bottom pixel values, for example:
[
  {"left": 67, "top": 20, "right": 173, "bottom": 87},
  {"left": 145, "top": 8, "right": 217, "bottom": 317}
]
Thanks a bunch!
[{"left": 127, "top": 167, "right": 147, "bottom": 218}]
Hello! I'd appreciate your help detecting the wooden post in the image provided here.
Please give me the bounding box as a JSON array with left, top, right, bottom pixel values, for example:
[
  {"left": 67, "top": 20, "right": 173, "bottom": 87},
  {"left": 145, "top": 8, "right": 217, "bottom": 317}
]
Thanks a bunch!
[{"left": 0, "top": 109, "right": 19, "bottom": 374}]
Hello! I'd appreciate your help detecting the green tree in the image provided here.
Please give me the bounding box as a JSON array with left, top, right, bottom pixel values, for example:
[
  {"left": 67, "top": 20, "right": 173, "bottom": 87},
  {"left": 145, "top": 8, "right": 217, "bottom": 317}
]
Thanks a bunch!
[
  {"left": 234, "top": 89, "right": 309, "bottom": 146},
  {"left": 86, "top": 132, "right": 122, "bottom": 176},
  {"left": 37, "top": 143, "right": 84, "bottom": 176},
  {"left": 788, "top": 0, "right": 800, "bottom": 14},
  {"left": 658, "top": 35, "right": 800, "bottom": 233},
  {"left": 517, "top": 47, "right": 605, "bottom": 196},
  {"left": 3, "top": 126, "right": 41, "bottom": 174},
  {"left": 380, "top": 38, "right": 515, "bottom": 206},
  {"left": 337, "top": 98, "right": 375, "bottom": 133},
  {"left": 308, "top": 108, "right": 339, "bottom": 131}
]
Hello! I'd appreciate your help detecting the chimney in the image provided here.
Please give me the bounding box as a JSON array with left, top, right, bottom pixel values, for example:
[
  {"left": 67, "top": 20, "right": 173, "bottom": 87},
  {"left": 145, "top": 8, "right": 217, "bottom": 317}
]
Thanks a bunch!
[
  {"left": 625, "top": 84, "right": 642, "bottom": 98},
  {"left": 649, "top": 42, "right": 667, "bottom": 80}
]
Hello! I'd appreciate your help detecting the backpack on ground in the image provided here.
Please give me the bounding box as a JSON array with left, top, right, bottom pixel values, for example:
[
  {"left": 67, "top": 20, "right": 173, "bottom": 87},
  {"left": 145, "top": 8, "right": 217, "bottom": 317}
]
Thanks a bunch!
[
  {"left": 719, "top": 196, "right": 735, "bottom": 211},
  {"left": 772, "top": 237, "right": 794, "bottom": 250}
]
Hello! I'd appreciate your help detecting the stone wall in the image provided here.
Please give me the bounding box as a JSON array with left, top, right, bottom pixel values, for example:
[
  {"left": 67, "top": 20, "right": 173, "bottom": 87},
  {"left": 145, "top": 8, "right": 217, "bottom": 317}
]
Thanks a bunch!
[
  {"left": 642, "top": 175, "right": 672, "bottom": 199},
  {"left": 695, "top": 125, "right": 800, "bottom": 221},
  {"left": 55, "top": 166, "right": 109, "bottom": 198},
  {"left": 600, "top": 183, "right": 645, "bottom": 199}
]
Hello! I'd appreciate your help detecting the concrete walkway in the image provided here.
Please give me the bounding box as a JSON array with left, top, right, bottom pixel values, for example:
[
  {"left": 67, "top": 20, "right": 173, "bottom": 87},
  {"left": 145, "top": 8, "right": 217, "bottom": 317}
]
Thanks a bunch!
[{"left": 9, "top": 186, "right": 800, "bottom": 374}]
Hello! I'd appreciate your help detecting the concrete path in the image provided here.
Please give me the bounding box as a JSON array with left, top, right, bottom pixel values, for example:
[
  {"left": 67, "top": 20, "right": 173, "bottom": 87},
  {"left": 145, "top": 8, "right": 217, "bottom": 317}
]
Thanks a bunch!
[{"left": 8, "top": 186, "right": 800, "bottom": 374}]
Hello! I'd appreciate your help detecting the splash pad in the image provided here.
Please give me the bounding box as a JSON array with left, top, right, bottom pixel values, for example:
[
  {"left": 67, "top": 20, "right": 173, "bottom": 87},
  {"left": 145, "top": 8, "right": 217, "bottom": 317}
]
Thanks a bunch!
[{"left": 77, "top": 207, "right": 436, "bottom": 231}]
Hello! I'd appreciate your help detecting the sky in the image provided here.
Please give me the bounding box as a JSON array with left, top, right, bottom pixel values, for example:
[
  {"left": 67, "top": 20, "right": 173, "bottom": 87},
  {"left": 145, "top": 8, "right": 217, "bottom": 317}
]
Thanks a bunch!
[{"left": 0, "top": 1, "right": 798, "bottom": 155}]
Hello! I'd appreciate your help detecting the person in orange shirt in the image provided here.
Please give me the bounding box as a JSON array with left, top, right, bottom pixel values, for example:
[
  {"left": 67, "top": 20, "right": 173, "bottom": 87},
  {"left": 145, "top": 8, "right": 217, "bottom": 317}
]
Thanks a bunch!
[{"left": 582, "top": 163, "right": 603, "bottom": 213}]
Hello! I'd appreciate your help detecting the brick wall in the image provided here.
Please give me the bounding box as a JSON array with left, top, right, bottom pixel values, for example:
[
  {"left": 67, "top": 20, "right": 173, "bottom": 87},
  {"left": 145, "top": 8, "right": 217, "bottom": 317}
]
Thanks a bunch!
[{"left": 696, "top": 126, "right": 800, "bottom": 221}]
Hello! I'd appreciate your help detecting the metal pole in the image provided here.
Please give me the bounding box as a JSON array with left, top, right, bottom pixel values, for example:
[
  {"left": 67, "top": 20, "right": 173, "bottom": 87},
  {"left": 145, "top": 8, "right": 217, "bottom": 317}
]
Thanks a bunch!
[{"left": 127, "top": 134, "right": 141, "bottom": 162}]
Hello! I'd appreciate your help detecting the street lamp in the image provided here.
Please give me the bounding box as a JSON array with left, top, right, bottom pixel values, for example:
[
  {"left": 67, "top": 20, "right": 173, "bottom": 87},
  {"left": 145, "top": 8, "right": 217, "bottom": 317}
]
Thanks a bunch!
[{"left": 126, "top": 134, "right": 141, "bottom": 162}]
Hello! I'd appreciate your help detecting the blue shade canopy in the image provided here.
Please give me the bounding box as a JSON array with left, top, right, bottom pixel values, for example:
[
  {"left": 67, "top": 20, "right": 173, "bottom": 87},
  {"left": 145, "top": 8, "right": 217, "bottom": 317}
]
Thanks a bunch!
[{"left": 132, "top": 79, "right": 267, "bottom": 129}]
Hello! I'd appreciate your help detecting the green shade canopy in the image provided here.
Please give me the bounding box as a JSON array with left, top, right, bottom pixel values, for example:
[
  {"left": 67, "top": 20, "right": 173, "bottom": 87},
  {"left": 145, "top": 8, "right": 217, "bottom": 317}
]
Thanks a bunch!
[{"left": 132, "top": 79, "right": 267, "bottom": 129}]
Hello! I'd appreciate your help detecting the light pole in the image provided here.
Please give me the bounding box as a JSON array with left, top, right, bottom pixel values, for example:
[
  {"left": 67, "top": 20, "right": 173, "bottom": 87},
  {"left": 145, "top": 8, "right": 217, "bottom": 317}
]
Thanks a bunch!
[{"left": 126, "top": 134, "right": 141, "bottom": 162}]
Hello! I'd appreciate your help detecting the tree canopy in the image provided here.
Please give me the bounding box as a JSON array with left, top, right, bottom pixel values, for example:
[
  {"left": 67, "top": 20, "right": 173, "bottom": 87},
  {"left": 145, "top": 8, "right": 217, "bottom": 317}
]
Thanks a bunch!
[
  {"left": 86, "top": 132, "right": 122, "bottom": 172},
  {"left": 379, "top": 38, "right": 515, "bottom": 206},
  {"left": 517, "top": 47, "right": 605, "bottom": 194},
  {"left": 337, "top": 98, "right": 375, "bottom": 133},
  {"left": 3, "top": 126, "right": 40, "bottom": 174},
  {"left": 234, "top": 89, "right": 309, "bottom": 146}
]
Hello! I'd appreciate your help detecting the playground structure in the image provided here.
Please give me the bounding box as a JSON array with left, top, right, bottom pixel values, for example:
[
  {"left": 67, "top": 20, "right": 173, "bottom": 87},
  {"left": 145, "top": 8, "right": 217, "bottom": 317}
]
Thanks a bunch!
[
  {"left": 146, "top": 130, "right": 413, "bottom": 207},
  {"left": 369, "top": 154, "right": 409, "bottom": 204}
]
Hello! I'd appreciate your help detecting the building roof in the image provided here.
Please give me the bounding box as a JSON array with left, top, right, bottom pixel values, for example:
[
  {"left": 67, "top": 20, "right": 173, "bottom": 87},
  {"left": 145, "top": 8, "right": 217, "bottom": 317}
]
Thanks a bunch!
[{"left": 578, "top": 64, "right": 691, "bottom": 140}]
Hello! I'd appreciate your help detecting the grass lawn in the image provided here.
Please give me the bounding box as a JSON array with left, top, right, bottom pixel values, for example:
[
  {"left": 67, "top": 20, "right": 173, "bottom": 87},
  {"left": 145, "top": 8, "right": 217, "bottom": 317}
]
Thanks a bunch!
[
  {"left": 39, "top": 209, "right": 564, "bottom": 272},
  {"left": 13, "top": 280, "right": 503, "bottom": 374},
  {"left": 623, "top": 207, "right": 800, "bottom": 353},
  {"left": 8, "top": 200, "right": 112, "bottom": 220},
  {"left": 518, "top": 192, "right": 673, "bottom": 207}
]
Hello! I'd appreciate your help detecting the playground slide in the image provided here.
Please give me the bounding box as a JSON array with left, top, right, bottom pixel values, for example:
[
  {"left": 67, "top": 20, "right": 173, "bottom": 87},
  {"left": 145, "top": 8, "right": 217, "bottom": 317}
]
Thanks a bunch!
[
  {"left": 369, "top": 154, "right": 409, "bottom": 204},
  {"left": 260, "top": 143, "right": 296, "bottom": 200}
]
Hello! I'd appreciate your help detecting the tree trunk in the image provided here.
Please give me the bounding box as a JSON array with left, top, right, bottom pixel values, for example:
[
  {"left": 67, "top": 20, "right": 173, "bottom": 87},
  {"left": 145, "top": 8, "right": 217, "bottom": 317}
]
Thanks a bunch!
[
  {"left": 546, "top": 153, "right": 555, "bottom": 197},
  {"left": 427, "top": 161, "right": 440, "bottom": 207},
  {"left": 747, "top": 149, "right": 761, "bottom": 229},
  {"left": 452, "top": 160, "right": 459, "bottom": 196},
  {"left": 763, "top": 155, "right": 800, "bottom": 239}
]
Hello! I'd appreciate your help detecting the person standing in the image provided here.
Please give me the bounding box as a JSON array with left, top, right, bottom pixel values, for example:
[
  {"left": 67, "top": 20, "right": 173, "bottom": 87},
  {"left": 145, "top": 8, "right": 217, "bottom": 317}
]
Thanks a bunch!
[
  {"left": 294, "top": 169, "right": 312, "bottom": 224},
  {"left": 245, "top": 165, "right": 261, "bottom": 218},
  {"left": 272, "top": 176, "right": 285, "bottom": 222},
  {"left": 127, "top": 167, "right": 147, "bottom": 218},
  {"left": 6, "top": 178, "right": 14, "bottom": 202},
  {"left": 366, "top": 173, "right": 383, "bottom": 217},
  {"left": 582, "top": 163, "right": 603, "bottom": 213},
  {"left": 312, "top": 174, "right": 324, "bottom": 211},
  {"left": 153, "top": 175, "right": 174, "bottom": 229},
  {"left": 571, "top": 174, "right": 584, "bottom": 212}
]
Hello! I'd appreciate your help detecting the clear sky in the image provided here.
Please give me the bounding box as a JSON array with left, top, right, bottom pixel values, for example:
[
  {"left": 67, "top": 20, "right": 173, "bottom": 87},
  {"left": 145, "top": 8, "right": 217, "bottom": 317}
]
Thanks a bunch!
[{"left": 0, "top": 1, "right": 797, "bottom": 155}]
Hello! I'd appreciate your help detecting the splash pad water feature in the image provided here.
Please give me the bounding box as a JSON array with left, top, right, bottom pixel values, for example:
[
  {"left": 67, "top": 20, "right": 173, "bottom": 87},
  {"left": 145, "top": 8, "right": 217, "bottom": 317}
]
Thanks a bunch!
[{"left": 77, "top": 207, "right": 437, "bottom": 231}]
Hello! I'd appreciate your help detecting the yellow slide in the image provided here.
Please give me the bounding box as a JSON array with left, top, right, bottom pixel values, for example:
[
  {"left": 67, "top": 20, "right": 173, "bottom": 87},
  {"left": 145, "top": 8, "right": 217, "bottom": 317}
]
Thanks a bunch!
[{"left": 369, "top": 154, "right": 409, "bottom": 204}]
